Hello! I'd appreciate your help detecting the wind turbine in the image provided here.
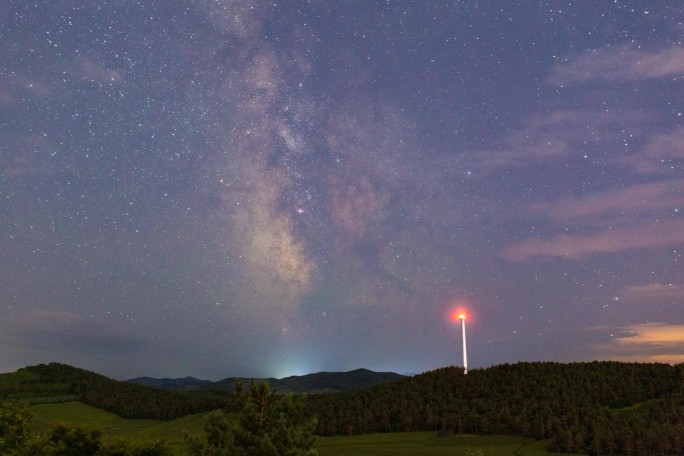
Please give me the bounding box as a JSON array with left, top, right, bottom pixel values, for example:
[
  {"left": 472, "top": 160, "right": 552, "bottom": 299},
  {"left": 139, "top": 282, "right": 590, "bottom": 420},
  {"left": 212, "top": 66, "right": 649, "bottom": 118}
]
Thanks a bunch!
[{"left": 458, "top": 313, "right": 468, "bottom": 374}]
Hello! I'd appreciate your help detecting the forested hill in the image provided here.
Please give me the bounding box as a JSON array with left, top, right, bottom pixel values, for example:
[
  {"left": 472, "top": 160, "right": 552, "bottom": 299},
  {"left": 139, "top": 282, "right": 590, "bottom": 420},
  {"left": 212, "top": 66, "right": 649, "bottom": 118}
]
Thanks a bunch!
[
  {"left": 306, "top": 361, "right": 684, "bottom": 455},
  {"left": 129, "top": 368, "right": 405, "bottom": 393},
  {"left": 0, "top": 363, "right": 233, "bottom": 419},
  {"left": 212, "top": 368, "right": 404, "bottom": 393}
]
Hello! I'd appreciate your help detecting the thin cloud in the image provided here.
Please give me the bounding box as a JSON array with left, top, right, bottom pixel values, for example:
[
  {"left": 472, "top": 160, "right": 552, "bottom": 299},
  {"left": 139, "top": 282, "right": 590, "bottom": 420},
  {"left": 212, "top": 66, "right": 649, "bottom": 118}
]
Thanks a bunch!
[
  {"left": 531, "top": 179, "right": 684, "bottom": 220},
  {"left": 0, "top": 310, "right": 146, "bottom": 352},
  {"left": 549, "top": 44, "right": 684, "bottom": 84},
  {"left": 78, "top": 58, "right": 124, "bottom": 85},
  {"left": 620, "top": 283, "right": 684, "bottom": 301},
  {"left": 472, "top": 140, "right": 571, "bottom": 173},
  {"left": 627, "top": 127, "right": 684, "bottom": 174},
  {"left": 615, "top": 323, "right": 684, "bottom": 346},
  {"left": 592, "top": 322, "right": 684, "bottom": 365},
  {"left": 500, "top": 218, "right": 684, "bottom": 261},
  {"left": 644, "top": 128, "right": 684, "bottom": 158},
  {"left": 468, "top": 109, "right": 653, "bottom": 174},
  {"left": 0, "top": 74, "right": 52, "bottom": 103}
]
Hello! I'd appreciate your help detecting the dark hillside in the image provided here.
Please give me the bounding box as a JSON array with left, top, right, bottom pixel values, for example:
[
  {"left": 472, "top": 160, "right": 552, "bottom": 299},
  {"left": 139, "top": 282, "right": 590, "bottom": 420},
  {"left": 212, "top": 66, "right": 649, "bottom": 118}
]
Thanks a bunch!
[
  {"left": 209, "top": 368, "right": 404, "bottom": 393},
  {"left": 1, "top": 363, "right": 233, "bottom": 419},
  {"left": 275, "top": 368, "right": 405, "bottom": 393},
  {"left": 0, "top": 368, "right": 75, "bottom": 403},
  {"left": 307, "top": 361, "right": 684, "bottom": 455}
]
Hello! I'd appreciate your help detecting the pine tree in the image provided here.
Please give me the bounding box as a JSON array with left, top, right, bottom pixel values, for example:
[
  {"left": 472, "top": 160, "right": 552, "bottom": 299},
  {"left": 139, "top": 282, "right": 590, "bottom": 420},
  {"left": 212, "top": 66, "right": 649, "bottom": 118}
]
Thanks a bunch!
[
  {"left": 0, "top": 404, "right": 32, "bottom": 454},
  {"left": 186, "top": 381, "right": 317, "bottom": 456}
]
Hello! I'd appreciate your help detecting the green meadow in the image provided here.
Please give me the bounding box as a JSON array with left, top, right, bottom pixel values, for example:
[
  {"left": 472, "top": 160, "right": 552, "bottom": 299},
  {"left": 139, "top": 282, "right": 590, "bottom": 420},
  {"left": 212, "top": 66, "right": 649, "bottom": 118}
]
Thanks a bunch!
[
  {"left": 29, "top": 401, "right": 575, "bottom": 456},
  {"left": 30, "top": 401, "right": 206, "bottom": 454}
]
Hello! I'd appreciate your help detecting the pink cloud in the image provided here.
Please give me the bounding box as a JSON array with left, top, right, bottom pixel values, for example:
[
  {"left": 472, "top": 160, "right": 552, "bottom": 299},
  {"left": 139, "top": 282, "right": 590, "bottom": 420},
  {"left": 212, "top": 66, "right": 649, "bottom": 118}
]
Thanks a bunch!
[
  {"left": 549, "top": 44, "right": 684, "bottom": 84},
  {"left": 592, "top": 323, "right": 684, "bottom": 365},
  {"left": 0, "top": 74, "right": 52, "bottom": 103},
  {"left": 465, "top": 109, "right": 654, "bottom": 174},
  {"left": 644, "top": 128, "right": 684, "bottom": 158},
  {"left": 78, "top": 58, "right": 124, "bottom": 85},
  {"left": 615, "top": 323, "right": 684, "bottom": 347},
  {"left": 500, "top": 218, "right": 684, "bottom": 261},
  {"left": 531, "top": 179, "right": 684, "bottom": 219},
  {"left": 620, "top": 283, "right": 684, "bottom": 301},
  {"left": 626, "top": 127, "right": 684, "bottom": 173},
  {"left": 472, "top": 140, "right": 571, "bottom": 173}
]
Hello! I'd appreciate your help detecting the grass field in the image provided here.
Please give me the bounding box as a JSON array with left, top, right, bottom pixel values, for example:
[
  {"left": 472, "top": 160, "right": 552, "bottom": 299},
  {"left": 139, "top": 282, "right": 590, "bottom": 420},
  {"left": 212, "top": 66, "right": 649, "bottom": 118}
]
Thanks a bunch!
[
  {"left": 30, "top": 402, "right": 577, "bottom": 455},
  {"left": 30, "top": 401, "right": 207, "bottom": 454}
]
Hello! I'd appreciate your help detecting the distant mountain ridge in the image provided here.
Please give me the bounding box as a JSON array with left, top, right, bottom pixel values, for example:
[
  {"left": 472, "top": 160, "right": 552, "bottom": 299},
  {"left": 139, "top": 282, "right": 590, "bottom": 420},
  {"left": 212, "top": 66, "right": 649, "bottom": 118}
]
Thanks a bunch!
[
  {"left": 128, "top": 368, "right": 406, "bottom": 393},
  {"left": 126, "top": 376, "right": 212, "bottom": 390}
]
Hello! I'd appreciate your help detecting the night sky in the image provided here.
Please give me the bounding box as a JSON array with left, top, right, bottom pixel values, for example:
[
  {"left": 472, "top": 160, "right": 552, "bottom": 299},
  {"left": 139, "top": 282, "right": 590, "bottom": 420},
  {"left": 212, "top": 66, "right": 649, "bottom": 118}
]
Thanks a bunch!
[{"left": 2, "top": 1, "right": 683, "bottom": 380}]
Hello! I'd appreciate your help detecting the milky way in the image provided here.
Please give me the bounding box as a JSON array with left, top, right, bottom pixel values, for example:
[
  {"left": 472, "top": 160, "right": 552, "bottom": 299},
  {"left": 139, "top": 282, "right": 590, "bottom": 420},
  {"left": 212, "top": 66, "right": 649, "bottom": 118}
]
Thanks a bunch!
[{"left": 1, "top": 1, "right": 683, "bottom": 379}]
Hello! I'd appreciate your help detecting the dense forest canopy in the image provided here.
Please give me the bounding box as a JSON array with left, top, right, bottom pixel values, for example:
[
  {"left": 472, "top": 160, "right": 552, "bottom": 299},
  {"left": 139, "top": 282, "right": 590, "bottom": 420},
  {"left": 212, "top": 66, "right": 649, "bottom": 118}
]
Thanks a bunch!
[{"left": 305, "top": 362, "right": 684, "bottom": 455}]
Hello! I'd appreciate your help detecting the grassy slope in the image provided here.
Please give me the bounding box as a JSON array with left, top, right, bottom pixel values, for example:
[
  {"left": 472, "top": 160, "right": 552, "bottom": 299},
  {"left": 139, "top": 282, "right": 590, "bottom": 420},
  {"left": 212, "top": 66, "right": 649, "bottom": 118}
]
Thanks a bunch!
[
  {"left": 30, "top": 403, "right": 578, "bottom": 456},
  {"left": 30, "top": 401, "right": 207, "bottom": 454}
]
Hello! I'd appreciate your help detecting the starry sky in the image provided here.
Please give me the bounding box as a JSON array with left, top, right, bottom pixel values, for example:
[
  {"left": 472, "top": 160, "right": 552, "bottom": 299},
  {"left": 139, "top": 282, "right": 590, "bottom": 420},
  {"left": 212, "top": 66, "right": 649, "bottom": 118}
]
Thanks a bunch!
[{"left": 1, "top": 1, "right": 683, "bottom": 380}]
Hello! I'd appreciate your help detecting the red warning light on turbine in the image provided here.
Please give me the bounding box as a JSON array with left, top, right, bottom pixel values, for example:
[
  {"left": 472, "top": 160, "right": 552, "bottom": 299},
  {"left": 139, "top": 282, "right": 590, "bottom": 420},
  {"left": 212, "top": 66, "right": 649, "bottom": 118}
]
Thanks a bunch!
[{"left": 450, "top": 308, "right": 470, "bottom": 322}]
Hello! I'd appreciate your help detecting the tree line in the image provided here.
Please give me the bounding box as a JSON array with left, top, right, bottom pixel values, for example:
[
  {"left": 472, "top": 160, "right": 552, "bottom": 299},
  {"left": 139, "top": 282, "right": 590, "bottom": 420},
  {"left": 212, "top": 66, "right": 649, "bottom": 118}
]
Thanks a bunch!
[
  {"left": 305, "top": 361, "right": 684, "bottom": 455},
  {"left": 2, "top": 363, "right": 235, "bottom": 420}
]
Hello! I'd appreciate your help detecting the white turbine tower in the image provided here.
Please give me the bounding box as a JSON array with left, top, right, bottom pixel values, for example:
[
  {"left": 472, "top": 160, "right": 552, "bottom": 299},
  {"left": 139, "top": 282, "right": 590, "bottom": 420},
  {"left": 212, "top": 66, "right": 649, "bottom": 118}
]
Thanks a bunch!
[{"left": 459, "top": 314, "right": 468, "bottom": 374}]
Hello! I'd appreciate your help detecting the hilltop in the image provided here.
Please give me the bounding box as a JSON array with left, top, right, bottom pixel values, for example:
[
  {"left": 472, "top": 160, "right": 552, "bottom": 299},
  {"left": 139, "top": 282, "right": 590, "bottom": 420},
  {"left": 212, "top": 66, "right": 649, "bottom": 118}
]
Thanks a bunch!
[
  {"left": 129, "top": 367, "right": 405, "bottom": 393},
  {"left": 0, "top": 363, "right": 232, "bottom": 419},
  {"left": 307, "top": 361, "right": 684, "bottom": 455}
]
